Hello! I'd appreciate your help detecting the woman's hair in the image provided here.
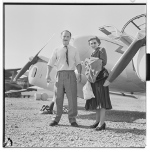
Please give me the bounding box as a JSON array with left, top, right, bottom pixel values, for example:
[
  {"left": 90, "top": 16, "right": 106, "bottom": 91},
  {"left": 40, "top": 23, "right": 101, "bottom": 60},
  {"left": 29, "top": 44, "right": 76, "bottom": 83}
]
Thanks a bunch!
[
  {"left": 61, "top": 30, "right": 72, "bottom": 37},
  {"left": 88, "top": 36, "right": 101, "bottom": 45}
]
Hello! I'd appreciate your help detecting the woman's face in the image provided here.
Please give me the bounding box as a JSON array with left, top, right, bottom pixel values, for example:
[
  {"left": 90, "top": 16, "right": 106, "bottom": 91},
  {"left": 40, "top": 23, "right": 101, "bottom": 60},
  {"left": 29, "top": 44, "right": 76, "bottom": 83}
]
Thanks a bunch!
[{"left": 89, "top": 39, "right": 99, "bottom": 50}]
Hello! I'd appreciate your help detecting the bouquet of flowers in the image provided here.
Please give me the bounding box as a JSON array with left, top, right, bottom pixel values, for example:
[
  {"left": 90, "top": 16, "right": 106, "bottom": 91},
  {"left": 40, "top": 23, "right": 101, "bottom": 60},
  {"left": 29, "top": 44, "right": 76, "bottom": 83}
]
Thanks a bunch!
[{"left": 83, "top": 57, "right": 102, "bottom": 83}]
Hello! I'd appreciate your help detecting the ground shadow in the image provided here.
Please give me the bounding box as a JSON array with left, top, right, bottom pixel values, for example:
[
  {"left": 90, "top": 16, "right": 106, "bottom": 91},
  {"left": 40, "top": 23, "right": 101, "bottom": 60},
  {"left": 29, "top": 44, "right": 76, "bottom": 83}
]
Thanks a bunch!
[
  {"left": 58, "top": 124, "right": 90, "bottom": 129},
  {"left": 110, "top": 92, "right": 137, "bottom": 99},
  {"left": 77, "top": 107, "right": 146, "bottom": 123},
  {"left": 106, "top": 127, "right": 146, "bottom": 136},
  {"left": 77, "top": 108, "right": 146, "bottom": 136}
]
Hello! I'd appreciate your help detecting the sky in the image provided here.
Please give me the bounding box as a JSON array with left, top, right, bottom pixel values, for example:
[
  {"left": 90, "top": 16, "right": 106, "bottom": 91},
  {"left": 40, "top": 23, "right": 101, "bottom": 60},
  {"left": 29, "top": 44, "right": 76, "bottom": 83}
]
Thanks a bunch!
[{"left": 4, "top": 3, "right": 146, "bottom": 69}]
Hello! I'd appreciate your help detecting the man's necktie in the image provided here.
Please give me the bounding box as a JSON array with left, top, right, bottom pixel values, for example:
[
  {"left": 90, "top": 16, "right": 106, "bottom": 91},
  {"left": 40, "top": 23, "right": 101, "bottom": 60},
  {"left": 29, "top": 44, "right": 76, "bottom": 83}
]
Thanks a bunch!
[{"left": 65, "top": 46, "right": 69, "bottom": 66}]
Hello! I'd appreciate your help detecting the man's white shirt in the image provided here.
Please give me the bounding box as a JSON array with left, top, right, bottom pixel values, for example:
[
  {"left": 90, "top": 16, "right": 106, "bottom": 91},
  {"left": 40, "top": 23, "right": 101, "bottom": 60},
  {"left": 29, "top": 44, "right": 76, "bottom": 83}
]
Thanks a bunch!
[{"left": 47, "top": 44, "right": 81, "bottom": 71}]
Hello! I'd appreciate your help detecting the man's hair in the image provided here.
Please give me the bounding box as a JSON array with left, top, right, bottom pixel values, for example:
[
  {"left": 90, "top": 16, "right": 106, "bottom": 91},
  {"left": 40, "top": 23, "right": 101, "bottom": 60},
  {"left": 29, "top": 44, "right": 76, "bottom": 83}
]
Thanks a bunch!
[
  {"left": 88, "top": 36, "right": 101, "bottom": 45},
  {"left": 61, "top": 30, "right": 72, "bottom": 37}
]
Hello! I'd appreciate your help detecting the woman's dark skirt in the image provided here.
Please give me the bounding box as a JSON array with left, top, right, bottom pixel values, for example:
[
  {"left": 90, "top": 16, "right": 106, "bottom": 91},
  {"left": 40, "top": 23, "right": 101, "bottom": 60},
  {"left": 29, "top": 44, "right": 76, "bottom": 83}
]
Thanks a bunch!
[{"left": 85, "top": 68, "right": 112, "bottom": 110}]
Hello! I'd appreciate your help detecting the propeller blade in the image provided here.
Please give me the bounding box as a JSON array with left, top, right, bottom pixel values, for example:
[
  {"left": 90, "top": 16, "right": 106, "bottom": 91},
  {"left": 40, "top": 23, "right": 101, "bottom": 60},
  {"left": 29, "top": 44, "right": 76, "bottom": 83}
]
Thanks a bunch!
[
  {"left": 104, "top": 36, "right": 146, "bottom": 86},
  {"left": 13, "top": 60, "right": 37, "bottom": 81},
  {"left": 13, "top": 34, "right": 55, "bottom": 81}
]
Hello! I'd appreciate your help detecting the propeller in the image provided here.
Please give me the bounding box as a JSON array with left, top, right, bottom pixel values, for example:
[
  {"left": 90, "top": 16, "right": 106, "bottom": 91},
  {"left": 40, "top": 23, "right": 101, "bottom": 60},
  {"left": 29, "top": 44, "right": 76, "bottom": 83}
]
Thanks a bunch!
[
  {"left": 13, "top": 34, "right": 55, "bottom": 81},
  {"left": 103, "top": 35, "right": 146, "bottom": 87}
]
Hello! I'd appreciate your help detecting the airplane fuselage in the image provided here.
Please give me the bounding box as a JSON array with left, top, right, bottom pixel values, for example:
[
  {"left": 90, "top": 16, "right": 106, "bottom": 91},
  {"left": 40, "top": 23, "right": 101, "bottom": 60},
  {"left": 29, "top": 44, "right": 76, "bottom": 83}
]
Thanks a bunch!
[{"left": 28, "top": 35, "right": 146, "bottom": 99}]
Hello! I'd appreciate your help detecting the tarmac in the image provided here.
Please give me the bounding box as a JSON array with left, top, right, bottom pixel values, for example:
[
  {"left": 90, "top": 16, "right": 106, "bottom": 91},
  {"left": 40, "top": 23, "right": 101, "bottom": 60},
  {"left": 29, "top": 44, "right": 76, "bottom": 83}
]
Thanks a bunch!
[{"left": 4, "top": 89, "right": 146, "bottom": 147}]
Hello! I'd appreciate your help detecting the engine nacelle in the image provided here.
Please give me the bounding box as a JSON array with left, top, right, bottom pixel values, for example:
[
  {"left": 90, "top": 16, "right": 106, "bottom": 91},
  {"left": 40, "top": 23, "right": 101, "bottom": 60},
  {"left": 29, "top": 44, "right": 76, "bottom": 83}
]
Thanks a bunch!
[{"left": 132, "top": 46, "right": 146, "bottom": 82}]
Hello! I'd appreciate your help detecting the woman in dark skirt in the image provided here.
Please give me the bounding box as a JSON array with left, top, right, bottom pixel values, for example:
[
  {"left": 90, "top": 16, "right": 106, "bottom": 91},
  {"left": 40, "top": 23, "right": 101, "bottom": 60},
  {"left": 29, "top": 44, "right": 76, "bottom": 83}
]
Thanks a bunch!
[{"left": 85, "top": 36, "right": 112, "bottom": 131}]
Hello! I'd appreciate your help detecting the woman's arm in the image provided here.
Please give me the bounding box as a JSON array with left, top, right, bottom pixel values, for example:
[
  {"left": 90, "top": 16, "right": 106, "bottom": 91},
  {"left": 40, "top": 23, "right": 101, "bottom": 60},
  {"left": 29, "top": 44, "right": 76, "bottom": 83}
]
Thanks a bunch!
[{"left": 99, "top": 48, "right": 107, "bottom": 66}]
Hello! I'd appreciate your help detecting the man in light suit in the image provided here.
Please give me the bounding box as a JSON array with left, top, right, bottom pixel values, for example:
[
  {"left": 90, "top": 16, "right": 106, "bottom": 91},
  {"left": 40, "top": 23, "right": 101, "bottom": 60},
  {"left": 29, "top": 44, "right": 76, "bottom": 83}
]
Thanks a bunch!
[{"left": 46, "top": 30, "right": 82, "bottom": 127}]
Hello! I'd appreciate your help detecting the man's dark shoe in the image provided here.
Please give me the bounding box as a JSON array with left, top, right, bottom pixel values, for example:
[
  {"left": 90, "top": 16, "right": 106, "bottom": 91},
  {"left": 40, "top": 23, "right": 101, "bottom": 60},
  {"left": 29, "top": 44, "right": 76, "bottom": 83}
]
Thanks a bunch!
[
  {"left": 71, "top": 122, "right": 79, "bottom": 127},
  {"left": 49, "top": 121, "right": 58, "bottom": 126}
]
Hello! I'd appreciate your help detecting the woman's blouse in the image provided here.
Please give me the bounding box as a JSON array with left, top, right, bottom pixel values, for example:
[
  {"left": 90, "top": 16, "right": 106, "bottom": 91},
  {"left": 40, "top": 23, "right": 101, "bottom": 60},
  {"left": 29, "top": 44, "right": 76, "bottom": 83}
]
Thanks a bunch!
[{"left": 91, "top": 47, "right": 107, "bottom": 67}]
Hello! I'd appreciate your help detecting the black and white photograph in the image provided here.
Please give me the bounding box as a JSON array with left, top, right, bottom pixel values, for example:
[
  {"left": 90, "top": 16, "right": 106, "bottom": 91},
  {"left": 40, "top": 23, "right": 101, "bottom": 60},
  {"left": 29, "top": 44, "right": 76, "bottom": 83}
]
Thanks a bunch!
[{"left": 3, "top": 0, "right": 148, "bottom": 148}]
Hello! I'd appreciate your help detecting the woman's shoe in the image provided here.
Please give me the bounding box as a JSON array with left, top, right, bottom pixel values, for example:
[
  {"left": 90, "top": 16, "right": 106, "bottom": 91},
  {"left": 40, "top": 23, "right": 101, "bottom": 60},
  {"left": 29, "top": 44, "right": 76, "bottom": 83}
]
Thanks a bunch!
[
  {"left": 95, "top": 123, "right": 106, "bottom": 131},
  {"left": 90, "top": 122, "right": 99, "bottom": 128}
]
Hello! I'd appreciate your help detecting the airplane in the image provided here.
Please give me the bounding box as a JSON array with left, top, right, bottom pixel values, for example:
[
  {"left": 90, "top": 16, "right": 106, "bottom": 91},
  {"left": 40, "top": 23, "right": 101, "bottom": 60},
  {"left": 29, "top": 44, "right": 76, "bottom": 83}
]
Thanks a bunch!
[
  {"left": 5, "top": 68, "right": 37, "bottom": 97},
  {"left": 12, "top": 14, "right": 146, "bottom": 99}
]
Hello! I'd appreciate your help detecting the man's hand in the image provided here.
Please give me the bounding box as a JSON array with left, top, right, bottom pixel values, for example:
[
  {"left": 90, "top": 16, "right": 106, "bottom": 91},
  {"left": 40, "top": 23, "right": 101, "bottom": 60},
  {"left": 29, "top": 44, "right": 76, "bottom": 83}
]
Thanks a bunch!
[
  {"left": 76, "top": 64, "right": 82, "bottom": 83},
  {"left": 77, "top": 74, "right": 82, "bottom": 83},
  {"left": 46, "top": 75, "right": 52, "bottom": 83}
]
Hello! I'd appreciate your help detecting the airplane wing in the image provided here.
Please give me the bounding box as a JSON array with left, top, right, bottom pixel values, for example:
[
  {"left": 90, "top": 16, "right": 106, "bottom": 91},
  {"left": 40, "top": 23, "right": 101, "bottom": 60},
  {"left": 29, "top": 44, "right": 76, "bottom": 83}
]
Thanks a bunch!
[
  {"left": 5, "top": 68, "right": 21, "bottom": 72},
  {"left": 5, "top": 68, "right": 29, "bottom": 82},
  {"left": 99, "top": 25, "right": 133, "bottom": 46},
  {"left": 5, "top": 68, "right": 21, "bottom": 81},
  {"left": 5, "top": 87, "right": 37, "bottom": 94}
]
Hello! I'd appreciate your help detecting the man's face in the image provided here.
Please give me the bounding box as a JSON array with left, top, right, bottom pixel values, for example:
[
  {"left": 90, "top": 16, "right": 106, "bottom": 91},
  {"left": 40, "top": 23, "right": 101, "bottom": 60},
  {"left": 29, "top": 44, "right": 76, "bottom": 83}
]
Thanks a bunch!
[{"left": 61, "top": 31, "right": 71, "bottom": 46}]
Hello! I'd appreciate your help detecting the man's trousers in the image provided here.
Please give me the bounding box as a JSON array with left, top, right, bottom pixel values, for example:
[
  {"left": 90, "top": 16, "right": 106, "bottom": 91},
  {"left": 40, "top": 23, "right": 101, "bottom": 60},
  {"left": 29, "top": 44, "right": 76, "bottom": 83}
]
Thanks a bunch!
[{"left": 52, "top": 70, "right": 77, "bottom": 123}]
